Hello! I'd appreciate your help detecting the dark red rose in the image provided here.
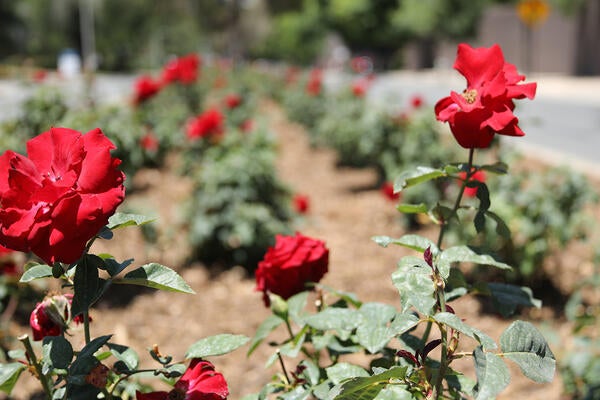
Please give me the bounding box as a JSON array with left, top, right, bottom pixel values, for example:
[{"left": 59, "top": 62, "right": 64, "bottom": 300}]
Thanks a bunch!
[
  {"left": 381, "top": 182, "right": 400, "bottom": 202},
  {"left": 136, "top": 359, "right": 229, "bottom": 400},
  {"left": 459, "top": 170, "right": 486, "bottom": 197},
  {"left": 0, "top": 127, "right": 125, "bottom": 264},
  {"left": 435, "top": 43, "right": 536, "bottom": 148},
  {"left": 186, "top": 109, "right": 224, "bottom": 141},
  {"left": 140, "top": 132, "right": 160, "bottom": 152},
  {"left": 0, "top": 244, "right": 18, "bottom": 276},
  {"left": 255, "top": 233, "right": 329, "bottom": 307},
  {"left": 293, "top": 194, "right": 310, "bottom": 214},
  {"left": 162, "top": 54, "right": 201, "bottom": 85},
  {"left": 224, "top": 94, "right": 242, "bottom": 109},
  {"left": 133, "top": 75, "right": 162, "bottom": 105}
]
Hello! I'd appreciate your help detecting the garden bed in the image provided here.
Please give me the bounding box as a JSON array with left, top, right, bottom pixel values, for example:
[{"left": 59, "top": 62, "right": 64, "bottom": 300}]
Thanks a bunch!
[{"left": 8, "top": 100, "right": 572, "bottom": 399}]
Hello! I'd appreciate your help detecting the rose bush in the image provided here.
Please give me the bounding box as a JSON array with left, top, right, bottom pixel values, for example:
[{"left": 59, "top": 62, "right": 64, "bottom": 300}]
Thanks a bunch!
[
  {"left": 162, "top": 54, "right": 201, "bottom": 85},
  {"left": 186, "top": 108, "right": 225, "bottom": 141},
  {"left": 0, "top": 127, "right": 125, "bottom": 264},
  {"left": 435, "top": 43, "right": 536, "bottom": 148},
  {"left": 255, "top": 233, "right": 328, "bottom": 306}
]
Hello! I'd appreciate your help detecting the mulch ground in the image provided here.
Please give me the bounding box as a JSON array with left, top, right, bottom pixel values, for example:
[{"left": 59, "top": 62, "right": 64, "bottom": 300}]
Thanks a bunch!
[{"left": 9, "top": 100, "right": 568, "bottom": 399}]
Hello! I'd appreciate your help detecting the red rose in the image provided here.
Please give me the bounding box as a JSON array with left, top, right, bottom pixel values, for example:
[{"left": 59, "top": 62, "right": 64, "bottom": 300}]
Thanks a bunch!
[
  {"left": 224, "top": 94, "right": 242, "bottom": 109},
  {"left": 435, "top": 43, "right": 536, "bottom": 149},
  {"left": 30, "top": 293, "right": 83, "bottom": 341},
  {"left": 162, "top": 54, "right": 201, "bottom": 85},
  {"left": 140, "top": 132, "right": 160, "bottom": 152},
  {"left": 186, "top": 109, "right": 224, "bottom": 141},
  {"left": 136, "top": 359, "right": 229, "bottom": 400},
  {"left": 410, "top": 95, "right": 424, "bottom": 109},
  {"left": 255, "top": 233, "right": 329, "bottom": 307},
  {"left": 306, "top": 69, "right": 322, "bottom": 96},
  {"left": 381, "top": 182, "right": 400, "bottom": 202},
  {"left": 293, "top": 194, "right": 310, "bottom": 214},
  {"left": 459, "top": 170, "right": 486, "bottom": 197},
  {"left": 133, "top": 75, "right": 162, "bottom": 105},
  {"left": 351, "top": 78, "right": 369, "bottom": 98},
  {"left": 0, "top": 127, "right": 125, "bottom": 264}
]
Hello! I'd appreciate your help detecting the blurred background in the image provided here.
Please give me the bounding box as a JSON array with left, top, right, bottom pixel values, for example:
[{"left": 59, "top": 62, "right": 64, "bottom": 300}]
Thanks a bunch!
[{"left": 0, "top": 0, "right": 598, "bottom": 76}]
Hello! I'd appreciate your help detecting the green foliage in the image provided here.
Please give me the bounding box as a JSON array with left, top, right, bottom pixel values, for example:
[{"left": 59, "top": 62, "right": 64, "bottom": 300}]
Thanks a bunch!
[
  {"left": 281, "top": 80, "right": 327, "bottom": 131},
  {"left": 251, "top": 0, "right": 326, "bottom": 65},
  {"left": 185, "top": 129, "right": 294, "bottom": 271}
]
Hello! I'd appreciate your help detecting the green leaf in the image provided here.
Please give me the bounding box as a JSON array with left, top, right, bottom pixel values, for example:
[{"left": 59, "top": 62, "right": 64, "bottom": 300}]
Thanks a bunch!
[
  {"left": 0, "top": 363, "right": 26, "bottom": 394},
  {"left": 316, "top": 285, "right": 362, "bottom": 308},
  {"left": 186, "top": 334, "right": 249, "bottom": 358},
  {"left": 484, "top": 211, "right": 511, "bottom": 239},
  {"left": 333, "top": 367, "right": 407, "bottom": 400},
  {"left": 43, "top": 336, "right": 73, "bottom": 370},
  {"left": 394, "top": 167, "right": 446, "bottom": 192},
  {"left": 116, "top": 263, "right": 194, "bottom": 294},
  {"left": 396, "top": 203, "right": 428, "bottom": 214},
  {"left": 389, "top": 313, "right": 420, "bottom": 336},
  {"left": 248, "top": 315, "right": 284, "bottom": 356},
  {"left": 500, "top": 321, "right": 555, "bottom": 382},
  {"left": 304, "top": 308, "right": 360, "bottom": 334},
  {"left": 486, "top": 283, "right": 542, "bottom": 317},
  {"left": 373, "top": 385, "right": 412, "bottom": 400},
  {"left": 288, "top": 292, "right": 309, "bottom": 326},
  {"left": 372, "top": 234, "right": 437, "bottom": 253},
  {"left": 107, "top": 212, "right": 155, "bottom": 230},
  {"left": 71, "top": 255, "right": 102, "bottom": 316},
  {"left": 356, "top": 303, "right": 397, "bottom": 354},
  {"left": 473, "top": 346, "right": 510, "bottom": 400},
  {"left": 326, "top": 363, "right": 369, "bottom": 385},
  {"left": 70, "top": 335, "right": 112, "bottom": 377},
  {"left": 19, "top": 264, "right": 53, "bottom": 282},
  {"left": 108, "top": 343, "right": 139, "bottom": 371},
  {"left": 433, "top": 313, "right": 496, "bottom": 350},
  {"left": 102, "top": 258, "right": 134, "bottom": 277},
  {"left": 428, "top": 204, "right": 455, "bottom": 226},
  {"left": 474, "top": 182, "right": 490, "bottom": 212},
  {"left": 438, "top": 246, "right": 512, "bottom": 279},
  {"left": 391, "top": 257, "right": 435, "bottom": 315}
]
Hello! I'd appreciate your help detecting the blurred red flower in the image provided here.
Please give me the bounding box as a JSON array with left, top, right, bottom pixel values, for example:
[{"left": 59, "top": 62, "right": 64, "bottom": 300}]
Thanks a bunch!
[
  {"left": 306, "top": 69, "right": 322, "bottom": 96},
  {"left": 459, "top": 170, "right": 486, "bottom": 197},
  {"left": 224, "top": 94, "right": 242, "bottom": 109},
  {"left": 381, "top": 182, "right": 400, "bottom": 201},
  {"left": 140, "top": 132, "right": 159, "bottom": 152},
  {"left": 133, "top": 75, "right": 162, "bottom": 105},
  {"left": 435, "top": 43, "right": 536, "bottom": 148},
  {"left": 186, "top": 109, "right": 224, "bottom": 141},
  {"left": 162, "top": 54, "right": 201, "bottom": 85},
  {"left": 410, "top": 95, "right": 424, "bottom": 109},
  {"left": 293, "top": 194, "right": 310, "bottom": 214}
]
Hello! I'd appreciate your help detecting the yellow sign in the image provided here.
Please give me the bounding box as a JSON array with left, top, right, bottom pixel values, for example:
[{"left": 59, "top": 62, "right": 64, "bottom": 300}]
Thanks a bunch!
[{"left": 517, "top": 0, "right": 550, "bottom": 28}]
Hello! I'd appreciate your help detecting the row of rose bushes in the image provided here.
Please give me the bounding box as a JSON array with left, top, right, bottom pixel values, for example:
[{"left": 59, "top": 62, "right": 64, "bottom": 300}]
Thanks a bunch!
[
  {"left": 274, "top": 66, "right": 597, "bottom": 286},
  {"left": 0, "top": 43, "right": 561, "bottom": 399}
]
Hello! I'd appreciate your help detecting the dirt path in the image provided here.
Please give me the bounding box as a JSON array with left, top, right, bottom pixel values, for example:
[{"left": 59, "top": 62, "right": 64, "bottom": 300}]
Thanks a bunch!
[{"left": 10, "top": 102, "right": 562, "bottom": 399}]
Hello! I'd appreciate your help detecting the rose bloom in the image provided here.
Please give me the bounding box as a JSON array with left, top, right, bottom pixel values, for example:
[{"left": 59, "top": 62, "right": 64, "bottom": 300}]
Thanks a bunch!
[
  {"left": 30, "top": 293, "right": 82, "bottom": 341},
  {"left": 435, "top": 43, "right": 536, "bottom": 149},
  {"left": 224, "top": 94, "right": 242, "bottom": 109},
  {"left": 133, "top": 75, "right": 162, "bottom": 105},
  {"left": 162, "top": 54, "right": 201, "bottom": 85},
  {"left": 306, "top": 69, "right": 322, "bottom": 96},
  {"left": 410, "top": 95, "right": 424, "bottom": 109},
  {"left": 459, "top": 170, "right": 486, "bottom": 197},
  {"left": 255, "top": 233, "right": 329, "bottom": 307},
  {"left": 0, "top": 127, "right": 125, "bottom": 264},
  {"left": 140, "top": 132, "right": 160, "bottom": 152},
  {"left": 136, "top": 359, "right": 228, "bottom": 400},
  {"left": 186, "top": 109, "right": 224, "bottom": 141},
  {"left": 351, "top": 78, "right": 370, "bottom": 98},
  {"left": 381, "top": 182, "right": 400, "bottom": 202},
  {"left": 293, "top": 194, "right": 310, "bottom": 214}
]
